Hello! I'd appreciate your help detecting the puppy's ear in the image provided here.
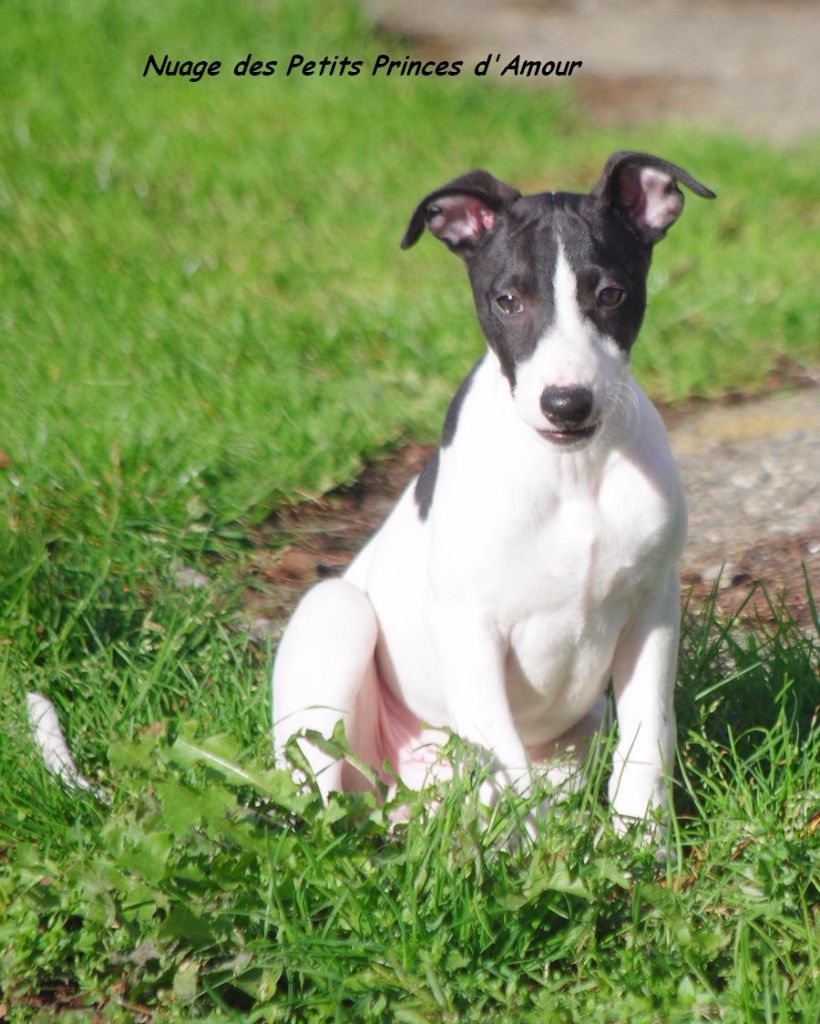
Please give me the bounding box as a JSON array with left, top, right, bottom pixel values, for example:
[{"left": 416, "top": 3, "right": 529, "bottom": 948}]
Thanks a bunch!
[
  {"left": 401, "top": 170, "right": 521, "bottom": 254},
  {"left": 594, "top": 151, "right": 715, "bottom": 245}
]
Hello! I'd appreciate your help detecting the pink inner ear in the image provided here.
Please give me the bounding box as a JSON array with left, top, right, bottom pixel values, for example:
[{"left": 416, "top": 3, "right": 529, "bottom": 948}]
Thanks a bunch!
[
  {"left": 620, "top": 165, "right": 683, "bottom": 232},
  {"left": 427, "top": 194, "right": 495, "bottom": 247}
]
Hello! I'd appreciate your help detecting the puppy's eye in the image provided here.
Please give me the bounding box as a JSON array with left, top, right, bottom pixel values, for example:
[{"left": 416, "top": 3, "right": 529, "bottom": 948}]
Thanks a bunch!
[
  {"left": 596, "top": 286, "right": 625, "bottom": 309},
  {"left": 495, "top": 293, "right": 523, "bottom": 315}
]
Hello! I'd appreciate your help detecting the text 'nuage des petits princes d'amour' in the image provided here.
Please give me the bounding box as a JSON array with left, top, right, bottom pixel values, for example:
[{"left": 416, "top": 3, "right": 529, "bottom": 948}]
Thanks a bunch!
[{"left": 142, "top": 52, "right": 583, "bottom": 83}]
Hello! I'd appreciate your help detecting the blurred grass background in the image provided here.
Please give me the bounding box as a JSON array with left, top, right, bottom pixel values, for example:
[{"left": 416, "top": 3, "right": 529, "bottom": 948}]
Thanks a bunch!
[{"left": 1, "top": 0, "right": 817, "bottom": 537}]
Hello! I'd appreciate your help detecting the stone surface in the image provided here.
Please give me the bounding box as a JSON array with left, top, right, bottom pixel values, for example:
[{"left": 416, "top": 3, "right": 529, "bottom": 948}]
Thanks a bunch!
[
  {"left": 365, "top": 0, "right": 820, "bottom": 144},
  {"left": 670, "top": 389, "right": 820, "bottom": 571}
]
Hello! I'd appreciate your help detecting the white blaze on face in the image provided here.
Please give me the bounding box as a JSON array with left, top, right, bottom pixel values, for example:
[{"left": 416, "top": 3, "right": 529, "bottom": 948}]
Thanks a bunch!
[{"left": 512, "top": 241, "right": 627, "bottom": 433}]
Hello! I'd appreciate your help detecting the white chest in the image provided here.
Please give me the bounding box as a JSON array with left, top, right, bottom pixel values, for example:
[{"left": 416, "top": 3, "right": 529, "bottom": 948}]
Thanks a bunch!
[
  {"left": 422, "top": 380, "right": 683, "bottom": 719},
  {"left": 351, "top": 363, "right": 685, "bottom": 733}
]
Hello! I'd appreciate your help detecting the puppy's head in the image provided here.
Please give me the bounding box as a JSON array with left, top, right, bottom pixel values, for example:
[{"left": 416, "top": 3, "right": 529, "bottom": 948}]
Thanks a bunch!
[{"left": 403, "top": 152, "right": 715, "bottom": 447}]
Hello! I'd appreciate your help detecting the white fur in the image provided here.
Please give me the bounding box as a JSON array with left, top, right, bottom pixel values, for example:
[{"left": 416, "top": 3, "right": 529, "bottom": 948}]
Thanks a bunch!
[
  {"left": 272, "top": 250, "right": 686, "bottom": 834},
  {"left": 513, "top": 245, "right": 627, "bottom": 431},
  {"left": 27, "top": 692, "right": 94, "bottom": 792}
]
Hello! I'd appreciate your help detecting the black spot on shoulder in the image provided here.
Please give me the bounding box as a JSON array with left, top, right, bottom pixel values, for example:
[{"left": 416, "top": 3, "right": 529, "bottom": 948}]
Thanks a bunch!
[
  {"left": 442, "top": 356, "right": 483, "bottom": 448},
  {"left": 414, "top": 450, "right": 439, "bottom": 521},
  {"left": 415, "top": 356, "right": 483, "bottom": 521}
]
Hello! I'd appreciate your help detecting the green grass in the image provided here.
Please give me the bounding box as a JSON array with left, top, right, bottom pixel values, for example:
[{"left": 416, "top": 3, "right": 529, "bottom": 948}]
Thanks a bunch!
[
  {"left": 0, "top": 0, "right": 818, "bottom": 1020},
  {"left": 1, "top": 594, "right": 817, "bottom": 1022}
]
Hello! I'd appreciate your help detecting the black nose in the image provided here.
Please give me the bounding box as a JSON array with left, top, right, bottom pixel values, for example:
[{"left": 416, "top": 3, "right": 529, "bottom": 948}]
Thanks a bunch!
[{"left": 540, "top": 386, "right": 594, "bottom": 426}]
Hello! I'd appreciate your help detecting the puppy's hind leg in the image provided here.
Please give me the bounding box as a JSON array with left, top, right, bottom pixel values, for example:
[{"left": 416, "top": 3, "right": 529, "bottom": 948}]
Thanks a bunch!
[{"left": 272, "top": 578, "right": 378, "bottom": 800}]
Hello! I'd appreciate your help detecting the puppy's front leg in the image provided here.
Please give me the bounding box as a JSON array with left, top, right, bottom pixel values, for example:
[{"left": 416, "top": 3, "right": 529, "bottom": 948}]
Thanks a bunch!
[
  {"left": 609, "top": 570, "right": 681, "bottom": 835},
  {"left": 431, "top": 604, "right": 530, "bottom": 798}
]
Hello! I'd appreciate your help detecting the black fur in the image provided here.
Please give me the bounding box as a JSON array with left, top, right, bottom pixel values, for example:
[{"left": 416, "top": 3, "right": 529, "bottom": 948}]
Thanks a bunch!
[{"left": 405, "top": 153, "right": 715, "bottom": 516}]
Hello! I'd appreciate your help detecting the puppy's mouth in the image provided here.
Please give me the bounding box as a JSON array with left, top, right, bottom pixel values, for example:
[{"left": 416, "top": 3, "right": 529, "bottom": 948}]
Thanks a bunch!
[{"left": 537, "top": 423, "right": 599, "bottom": 446}]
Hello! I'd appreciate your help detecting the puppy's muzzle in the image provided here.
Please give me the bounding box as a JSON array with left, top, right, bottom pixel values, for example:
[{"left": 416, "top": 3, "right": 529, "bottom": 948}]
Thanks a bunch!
[{"left": 539, "top": 385, "right": 598, "bottom": 445}]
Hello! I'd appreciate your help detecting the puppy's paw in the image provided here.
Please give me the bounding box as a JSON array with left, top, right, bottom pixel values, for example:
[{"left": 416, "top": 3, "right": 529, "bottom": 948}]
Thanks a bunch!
[{"left": 611, "top": 811, "right": 671, "bottom": 862}]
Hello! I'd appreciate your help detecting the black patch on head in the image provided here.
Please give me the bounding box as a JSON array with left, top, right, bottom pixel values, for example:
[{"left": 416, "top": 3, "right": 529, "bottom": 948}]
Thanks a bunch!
[
  {"left": 403, "top": 155, "right": 713, "bottom": 376},
  {"left": 414, "top": 450, "right": 439, "bottom": 521},
  {"left": 414, "top": 356, "right": 483, "bottom": 521},
  {"left": 463, "top": 194, "right": 559, "bottom": 386},
  {"left": 556, "top": 195, "right": 651, "bottom": 352},
  {"left": 458, "top": 190, "right": 652, "bottom": 372}
]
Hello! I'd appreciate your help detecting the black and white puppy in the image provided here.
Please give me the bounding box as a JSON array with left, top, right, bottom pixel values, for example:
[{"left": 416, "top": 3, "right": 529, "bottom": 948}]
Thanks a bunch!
[{"left": 273, "top": 152, "right": 715, "bottom": 833}]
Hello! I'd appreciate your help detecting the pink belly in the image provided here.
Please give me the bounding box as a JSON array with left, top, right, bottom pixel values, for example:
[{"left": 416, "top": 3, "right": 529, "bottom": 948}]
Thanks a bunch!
[{"left": 348, "top": 665, "right": 450, "bottom": 793}]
